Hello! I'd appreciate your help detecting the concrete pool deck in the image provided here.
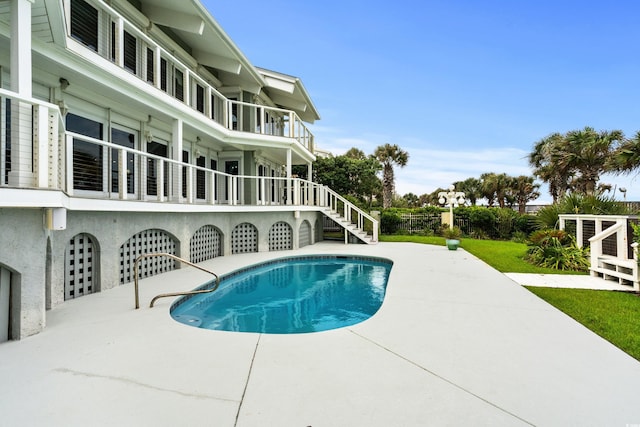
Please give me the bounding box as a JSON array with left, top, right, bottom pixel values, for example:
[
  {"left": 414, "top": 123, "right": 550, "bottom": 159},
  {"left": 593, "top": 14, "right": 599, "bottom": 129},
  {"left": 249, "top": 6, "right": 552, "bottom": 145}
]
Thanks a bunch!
[{"left": 1, "top": 242, "right": 640, "bottom": 426}]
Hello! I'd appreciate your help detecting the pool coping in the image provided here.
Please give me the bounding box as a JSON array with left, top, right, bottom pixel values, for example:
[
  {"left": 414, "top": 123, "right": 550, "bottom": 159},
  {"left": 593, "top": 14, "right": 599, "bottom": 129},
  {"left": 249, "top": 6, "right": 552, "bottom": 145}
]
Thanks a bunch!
[{"left": 1, "top": 242, "right": 640, "bottom": 426}]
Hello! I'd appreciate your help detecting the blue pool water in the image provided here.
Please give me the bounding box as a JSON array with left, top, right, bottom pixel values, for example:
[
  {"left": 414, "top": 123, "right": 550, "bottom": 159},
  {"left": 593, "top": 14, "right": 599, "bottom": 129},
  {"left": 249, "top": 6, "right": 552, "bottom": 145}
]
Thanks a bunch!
[{"left": 170, "top": 255, "right": 392, "bottom": 334}]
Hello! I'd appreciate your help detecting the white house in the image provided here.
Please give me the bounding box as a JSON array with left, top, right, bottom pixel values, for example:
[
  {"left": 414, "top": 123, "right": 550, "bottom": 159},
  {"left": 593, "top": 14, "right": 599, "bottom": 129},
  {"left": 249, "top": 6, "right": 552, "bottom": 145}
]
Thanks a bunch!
[{"left": 0, "top": 0, "right": 377, "bottom": 341}]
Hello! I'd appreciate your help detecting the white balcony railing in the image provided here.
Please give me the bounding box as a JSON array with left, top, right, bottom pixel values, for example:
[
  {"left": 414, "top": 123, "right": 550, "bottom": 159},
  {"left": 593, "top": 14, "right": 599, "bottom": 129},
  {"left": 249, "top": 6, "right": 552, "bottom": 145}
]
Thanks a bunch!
[
  {"left": 0, "top": 89, "right": 376, "bottom": 243},
  {"left": 64, "top": 0, "right": 314, "bottom": 152}
]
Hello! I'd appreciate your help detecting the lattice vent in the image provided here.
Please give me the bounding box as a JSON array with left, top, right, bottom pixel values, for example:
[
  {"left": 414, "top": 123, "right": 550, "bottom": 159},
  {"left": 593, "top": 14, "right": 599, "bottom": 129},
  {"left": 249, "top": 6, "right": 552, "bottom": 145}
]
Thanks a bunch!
[
  {"left": 299, "top": 220, "right": 311, "bottom": 248},
  {"left": 268, "top": 221, "right": 292, "bottom": 251},
  {"left": 190, "top": 225, "right": 222, "bottom": 263},
  {"left": 65, "top": 233, "right": 96, "bottom": 300},
  {"left": 119, "top": 229, "right": 176, "bottom": 284},
  {"left": 231, "top": 223, "right": 258, "bottom": 254}
]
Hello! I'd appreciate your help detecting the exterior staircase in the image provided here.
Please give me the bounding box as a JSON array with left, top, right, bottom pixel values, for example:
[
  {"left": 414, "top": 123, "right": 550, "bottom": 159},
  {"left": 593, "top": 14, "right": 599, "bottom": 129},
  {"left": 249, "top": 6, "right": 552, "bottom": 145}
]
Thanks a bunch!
[
  {"left": 559, "top": 214, "right": 639, "bottom": 291},
  {"left": 592, "top": 255, "right": 638, "bottom": 288},
  {"left": 321, "top": 188, "right": 378, "bottom": 245}
]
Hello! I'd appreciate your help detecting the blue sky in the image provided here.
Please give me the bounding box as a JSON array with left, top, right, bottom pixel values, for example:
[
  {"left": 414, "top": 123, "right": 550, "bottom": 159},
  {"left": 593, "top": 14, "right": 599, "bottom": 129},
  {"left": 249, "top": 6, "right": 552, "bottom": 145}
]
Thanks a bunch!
[{"left": 204, "top": 1, "right": 640, "bottom": 203}]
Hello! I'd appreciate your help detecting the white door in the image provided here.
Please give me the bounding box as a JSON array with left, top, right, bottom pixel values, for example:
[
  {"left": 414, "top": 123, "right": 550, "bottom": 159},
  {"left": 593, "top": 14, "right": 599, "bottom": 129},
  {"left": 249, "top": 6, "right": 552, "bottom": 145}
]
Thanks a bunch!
[{"left": 0, "top": 267, "right": 10, "bottom": 342}]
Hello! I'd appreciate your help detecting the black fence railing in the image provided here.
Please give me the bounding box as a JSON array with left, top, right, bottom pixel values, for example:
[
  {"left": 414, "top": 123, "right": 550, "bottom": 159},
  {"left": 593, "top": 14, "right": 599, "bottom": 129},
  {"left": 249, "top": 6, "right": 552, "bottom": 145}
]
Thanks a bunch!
[{"left": 381, "top": 212, "right": 532, "bottom": 240}]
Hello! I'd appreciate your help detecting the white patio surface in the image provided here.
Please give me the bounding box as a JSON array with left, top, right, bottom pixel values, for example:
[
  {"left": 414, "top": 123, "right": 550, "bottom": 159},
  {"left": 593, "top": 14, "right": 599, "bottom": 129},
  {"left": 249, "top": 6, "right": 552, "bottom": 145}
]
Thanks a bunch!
[{"left": 1, "top": 242, "right": 640, "bottom": 426}]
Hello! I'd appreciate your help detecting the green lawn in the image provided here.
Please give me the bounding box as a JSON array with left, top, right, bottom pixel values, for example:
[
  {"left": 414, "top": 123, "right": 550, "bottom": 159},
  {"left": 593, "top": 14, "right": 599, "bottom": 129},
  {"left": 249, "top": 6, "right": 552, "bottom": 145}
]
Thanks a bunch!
[
  {"left": 379, "top": 234, "right": 586, "bottom": 274},
  {"left": 379, "top": 234, "right": 640, "bottom": 361},
  {"left": 526, "top": 287, "right": 640, "bottom": 360}
]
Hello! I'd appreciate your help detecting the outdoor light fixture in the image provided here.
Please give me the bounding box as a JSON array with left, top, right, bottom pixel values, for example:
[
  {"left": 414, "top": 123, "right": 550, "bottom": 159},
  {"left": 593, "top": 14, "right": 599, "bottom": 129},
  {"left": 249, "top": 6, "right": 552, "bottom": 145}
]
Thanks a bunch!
[
  {"left": 620, "top": 187, "right": 627, "bottom": 201},
  {"left": 438, "top": 185, "right": 465, "bottom": 229}
]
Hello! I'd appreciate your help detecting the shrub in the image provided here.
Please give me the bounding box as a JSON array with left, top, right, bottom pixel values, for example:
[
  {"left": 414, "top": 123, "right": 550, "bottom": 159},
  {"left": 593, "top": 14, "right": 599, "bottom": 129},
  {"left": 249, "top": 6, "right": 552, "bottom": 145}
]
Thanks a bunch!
[
  {"left": 440, "top": 225, "right": 462, "bottom": 239},
  {"left": 466, "top": 206, "right": 496, "bottom": 232},
  {"left": 528, "top": 229, "right": 571, "bottom": 246},
  {"left": 511, "top": 231, "right": 528, "bottom": 243},
  {"left": 495, "top": 208, "right": 517, "bottom": 239},
  {"left": 525, "top": 229, "right": 589, "bottom": 271},
  {"left": 380, "top": 210, "right": 402, "bottom": 234},
  {"left": 514, "top": 214, "right": 538, "bottom": 235}
]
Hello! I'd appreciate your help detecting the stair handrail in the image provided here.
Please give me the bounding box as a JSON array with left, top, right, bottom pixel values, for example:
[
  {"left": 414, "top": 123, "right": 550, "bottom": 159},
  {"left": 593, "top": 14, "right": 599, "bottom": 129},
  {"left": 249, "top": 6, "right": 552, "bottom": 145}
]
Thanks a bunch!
[
  {"left": 587, "top": 222, "right": 624, "bottom": 269},
  {"left": 134, "top": 253, "right": 220, "bottom": 309},
  {"left": 324, "top": 186, "right": 378, "bottom": 242}
]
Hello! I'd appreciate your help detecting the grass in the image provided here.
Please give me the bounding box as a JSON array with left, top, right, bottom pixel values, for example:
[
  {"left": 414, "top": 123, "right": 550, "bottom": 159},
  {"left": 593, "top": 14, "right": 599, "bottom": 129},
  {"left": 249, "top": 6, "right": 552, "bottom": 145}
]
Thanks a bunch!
[
  {"left": 526, "top": 287, "right": 640, "bottom": 361},
  {"left": 379, "top": 233, "right": 640, "bottom": 361},
  {"left": 379, "top": 234, "right": 586, "bottom": 274}
]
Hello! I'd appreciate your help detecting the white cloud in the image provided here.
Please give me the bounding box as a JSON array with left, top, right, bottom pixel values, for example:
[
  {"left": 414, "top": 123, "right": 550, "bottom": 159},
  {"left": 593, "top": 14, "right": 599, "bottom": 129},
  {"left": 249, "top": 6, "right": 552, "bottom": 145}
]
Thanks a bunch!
[{"left": 313, "top": 130, "right": 640, "bottom": 203}]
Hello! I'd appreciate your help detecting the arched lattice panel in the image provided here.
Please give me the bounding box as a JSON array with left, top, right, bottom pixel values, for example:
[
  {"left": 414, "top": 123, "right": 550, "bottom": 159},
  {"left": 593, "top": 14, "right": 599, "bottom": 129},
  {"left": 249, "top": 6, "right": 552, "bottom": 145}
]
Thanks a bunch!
[
  {"left": 65, "top": 233, "right": 98, "bottom": 300},
  {"left": 119, "top": 229, "right": 177, "bottom": 284},
  {"left": 231, "top": 223, "right": 258, "bottom": 254},
  {"left": 299, "top": 220, "right": 311, "bottom": 248},
  {"left": 190, "top": 225, "right": 223, "bottom": 263},
  {"left": 269, "top": 221, "right": 293, "bottom": 251}
]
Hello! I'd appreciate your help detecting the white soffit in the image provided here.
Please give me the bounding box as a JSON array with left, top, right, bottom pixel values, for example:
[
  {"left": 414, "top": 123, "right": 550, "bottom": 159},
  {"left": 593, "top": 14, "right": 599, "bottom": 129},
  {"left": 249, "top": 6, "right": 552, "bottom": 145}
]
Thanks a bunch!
[
  {"left": 193, "top": 50, "right": 242, "bottom": 75},
  {"left": 144, "top": 5, "right": 205, "bottom": 35},
  {"left": 263, "top": 75, "right": 295, "bottom": 94}
]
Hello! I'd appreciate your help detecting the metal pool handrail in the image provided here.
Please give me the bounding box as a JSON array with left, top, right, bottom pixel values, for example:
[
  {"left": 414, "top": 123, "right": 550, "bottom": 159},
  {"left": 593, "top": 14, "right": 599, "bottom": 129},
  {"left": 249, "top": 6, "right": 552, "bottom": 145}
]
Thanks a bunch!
[{"left": 133, "top": 253, "right": 220, "bottom": 309}]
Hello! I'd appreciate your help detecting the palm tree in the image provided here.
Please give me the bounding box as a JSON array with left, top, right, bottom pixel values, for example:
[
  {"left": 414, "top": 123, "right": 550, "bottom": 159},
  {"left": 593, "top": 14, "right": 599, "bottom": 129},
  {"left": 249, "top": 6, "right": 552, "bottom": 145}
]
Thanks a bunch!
[
  {"left": 480, "top": 172, "right": 510, "bottom": 207},
  {"left": 560, "top": 127, "right": 624, "bottom": 195},
  {"left": 610, "top": 130, "right": 640, "bottom": 174},
  {"left": 454, "top": 177, "right": 483, "bottom": 205},
  {"left": 374, "top": 144, "right": 409, "bottom": 208},
  {"left": 480, "top": 172, "right": 498, "bottom": 206},
  {"left": 528, "top": 132, "right": 569, "bottom": 203},
  {"left": 512, "top": 175, "right": 540, "bottom": 214},
  {"left": 529, "top": 127, "right": 624, "bottom": 200}
]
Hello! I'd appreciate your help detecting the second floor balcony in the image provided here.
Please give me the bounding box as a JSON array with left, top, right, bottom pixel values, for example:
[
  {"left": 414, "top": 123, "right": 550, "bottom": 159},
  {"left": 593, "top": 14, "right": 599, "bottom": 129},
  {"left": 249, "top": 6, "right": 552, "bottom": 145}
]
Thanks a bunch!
[{"left": 64, "top": 0, "right": 315, "bottom": 152}]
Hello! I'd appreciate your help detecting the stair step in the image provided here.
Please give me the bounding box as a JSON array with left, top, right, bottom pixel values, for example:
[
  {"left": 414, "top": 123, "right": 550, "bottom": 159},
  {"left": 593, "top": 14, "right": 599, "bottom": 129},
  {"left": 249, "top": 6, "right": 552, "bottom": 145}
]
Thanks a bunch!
[
  {"left": 592, "top": 267, "right": 635, "bottom": 281},
  {"left": 322, "top": 210, "right": 376, "bottom": 245}
]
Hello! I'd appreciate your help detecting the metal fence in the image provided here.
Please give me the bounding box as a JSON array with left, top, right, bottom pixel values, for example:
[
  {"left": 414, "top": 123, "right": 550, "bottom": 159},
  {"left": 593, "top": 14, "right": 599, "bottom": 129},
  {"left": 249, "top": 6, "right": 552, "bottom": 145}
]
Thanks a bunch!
[{"left": 383, "top": 213, "right": 521, "bottom": 239}]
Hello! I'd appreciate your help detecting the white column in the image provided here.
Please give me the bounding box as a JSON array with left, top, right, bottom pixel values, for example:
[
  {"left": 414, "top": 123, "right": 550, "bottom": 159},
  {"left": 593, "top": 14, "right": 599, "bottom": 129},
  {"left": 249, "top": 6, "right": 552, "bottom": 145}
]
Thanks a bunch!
[
  {"left": 286, "top": 148, "right": 292, "bottom": 205},
  {"left": 157, "top": 159, "right": 165, "bottom": 202},
  {"left": 184, "top": 69, "right": 191, "bottom": 106},
  {"left": 116, "top": 17, "right": 124, "bottom": 68},
  {"left": 576, "top": 218, "right": 583, "bottom": 248},
  {"left": 618, "top": 218, "right": 629, "bottom": 260},
  {"left": 154, "top": 47, "right": 161, "bottom": 90},
  {"left": 306, "top": 161, "right": 313, "bottom": 205},
  {"left": 11, "top": 0, "right": 32, "bottom": 96},
  {"left": 8, "top": 0, "right": 35, "bottom": 187},
  {"left": 208, "top": 171, "right": 216, "bottom": 205},
  {"left": 171, "top": 119, "right": 183, "bottom": 202},
  {"left": 35, "top": 105, "right": 49, "bottom": 188}
]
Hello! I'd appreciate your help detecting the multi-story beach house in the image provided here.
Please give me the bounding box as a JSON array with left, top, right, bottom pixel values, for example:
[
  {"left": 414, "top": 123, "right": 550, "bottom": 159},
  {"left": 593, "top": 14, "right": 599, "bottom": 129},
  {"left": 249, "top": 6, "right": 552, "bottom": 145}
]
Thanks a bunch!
[{"left": 0, "top": 0, "right": 377, "bottom": 342}]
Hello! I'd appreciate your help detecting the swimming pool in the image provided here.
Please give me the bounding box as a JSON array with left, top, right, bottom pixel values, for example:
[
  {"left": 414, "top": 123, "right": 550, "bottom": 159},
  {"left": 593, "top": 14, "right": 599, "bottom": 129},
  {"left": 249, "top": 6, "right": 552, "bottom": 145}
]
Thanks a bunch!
[{"left": 170, "top": 255, "right": 393, "bottom": 334}]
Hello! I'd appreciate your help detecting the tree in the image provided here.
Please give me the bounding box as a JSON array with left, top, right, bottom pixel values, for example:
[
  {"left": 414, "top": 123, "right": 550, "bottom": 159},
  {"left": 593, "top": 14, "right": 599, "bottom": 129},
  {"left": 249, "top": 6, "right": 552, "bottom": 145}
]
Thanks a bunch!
[
  {"left": 402, "top": 192, "right": 420, "bottom": 208},
  {"left": 529, "top": 127, "right": 625, "bottom": 200},
  {"left": 454, "top": 177, "right": 483, "bottom": 205},
  {"left": 312, "top": 151, "right": 381, "bottom": 208},
  {"left": 511, "top": 175, "right": 540, "bottom": 214},
  {"left": 611, "top": 130, "right": 640, "bottom": 174},
  {"left": 374, "top": 143, "right": 409, "bottom": 208},
  {"left": 529, "top": 132, "right": 570, "bottom": 203},
  {"left": 344, "top": 147, "right": 366, "bottom": 159},
  {"left": 560, "top": 127, "right": 624, "bottom": 195},
  {"left": 479, "top": 172, "right": 506, "bottom": 207}
]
